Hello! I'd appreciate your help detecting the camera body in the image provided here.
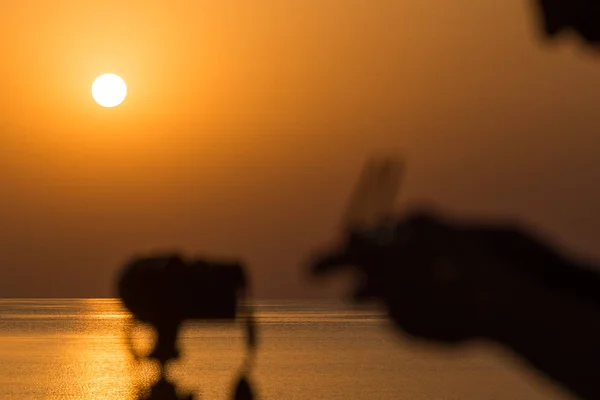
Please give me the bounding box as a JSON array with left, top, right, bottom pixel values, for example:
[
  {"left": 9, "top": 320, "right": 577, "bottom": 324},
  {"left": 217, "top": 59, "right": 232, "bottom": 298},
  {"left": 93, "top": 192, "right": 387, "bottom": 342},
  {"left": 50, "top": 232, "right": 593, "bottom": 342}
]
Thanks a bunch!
[{"left": 117, "top": 253, "right": 248, "bottom": 363}]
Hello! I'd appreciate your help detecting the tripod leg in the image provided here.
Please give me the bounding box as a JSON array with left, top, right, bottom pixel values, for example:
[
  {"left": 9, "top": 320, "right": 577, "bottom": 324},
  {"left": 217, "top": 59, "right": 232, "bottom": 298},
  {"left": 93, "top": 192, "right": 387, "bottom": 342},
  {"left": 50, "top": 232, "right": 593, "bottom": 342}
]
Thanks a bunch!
[{"left": 150, "top": 321, "right": 181, "bottom": 370}]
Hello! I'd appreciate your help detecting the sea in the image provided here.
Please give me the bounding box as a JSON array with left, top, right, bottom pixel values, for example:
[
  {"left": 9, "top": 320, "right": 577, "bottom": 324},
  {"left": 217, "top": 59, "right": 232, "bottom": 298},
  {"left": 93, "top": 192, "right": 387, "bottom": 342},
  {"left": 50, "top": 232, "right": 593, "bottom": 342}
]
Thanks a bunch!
[{"left": 0, "top": 299, "right": 574, "bottom": 400}]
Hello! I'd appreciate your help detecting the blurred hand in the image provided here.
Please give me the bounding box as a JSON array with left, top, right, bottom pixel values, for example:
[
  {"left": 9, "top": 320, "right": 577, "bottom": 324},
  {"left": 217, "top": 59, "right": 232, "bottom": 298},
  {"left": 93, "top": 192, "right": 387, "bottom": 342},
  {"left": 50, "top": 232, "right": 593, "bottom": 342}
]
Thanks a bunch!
[{"left": 309, "top": 209, "right": 567, "bottom": 343}]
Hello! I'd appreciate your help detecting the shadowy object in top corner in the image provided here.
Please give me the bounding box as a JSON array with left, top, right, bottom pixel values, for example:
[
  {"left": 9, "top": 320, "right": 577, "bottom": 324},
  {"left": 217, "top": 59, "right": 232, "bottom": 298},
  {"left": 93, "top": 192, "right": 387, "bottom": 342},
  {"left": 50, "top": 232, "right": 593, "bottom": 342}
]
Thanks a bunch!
[{"left": 537, "top": 0, "right": 600, "bottom": 45}]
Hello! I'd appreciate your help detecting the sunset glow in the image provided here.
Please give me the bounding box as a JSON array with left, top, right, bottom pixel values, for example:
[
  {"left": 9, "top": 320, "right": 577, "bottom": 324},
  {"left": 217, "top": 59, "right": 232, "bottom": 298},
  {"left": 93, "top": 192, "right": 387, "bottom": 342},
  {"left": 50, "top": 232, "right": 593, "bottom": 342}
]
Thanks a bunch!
[{"left": 92, "top": 73, "right": 127, "bottom": 108}]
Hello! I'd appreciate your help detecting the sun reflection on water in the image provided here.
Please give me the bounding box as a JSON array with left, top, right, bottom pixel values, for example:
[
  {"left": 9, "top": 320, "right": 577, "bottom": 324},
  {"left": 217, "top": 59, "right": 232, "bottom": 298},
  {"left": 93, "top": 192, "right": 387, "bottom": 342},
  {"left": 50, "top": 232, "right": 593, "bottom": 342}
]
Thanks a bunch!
[
  {"left": 1, "top": 299, "right": 573, "bottom": 400},
  {"left": 47, "top": 299, "right": 159, "bottom": 400}
]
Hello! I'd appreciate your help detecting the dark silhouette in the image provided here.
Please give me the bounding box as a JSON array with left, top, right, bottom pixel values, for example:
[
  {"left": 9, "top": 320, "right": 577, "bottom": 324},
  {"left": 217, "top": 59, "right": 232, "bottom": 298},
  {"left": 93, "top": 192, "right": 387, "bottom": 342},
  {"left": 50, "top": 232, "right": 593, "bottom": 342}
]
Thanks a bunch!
[
  {"left": 117, "top": 254, "right": 257, "bottom": 399},
  {"left": 108, "top": 4, "right": 600, "bottom": 399},
  {"left": 309, "top": 157, "right": 600, "bottom": 399},
  {"left": 537, "top": 0, "right": 600, "bottom": 44}
]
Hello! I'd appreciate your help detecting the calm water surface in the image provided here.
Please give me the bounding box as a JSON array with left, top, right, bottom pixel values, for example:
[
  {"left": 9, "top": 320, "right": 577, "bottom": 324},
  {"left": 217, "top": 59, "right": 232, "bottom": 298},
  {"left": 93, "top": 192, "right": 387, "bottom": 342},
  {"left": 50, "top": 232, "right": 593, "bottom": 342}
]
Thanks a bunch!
[{"left": 0, "top": 299, "right": 573, "bottom": 399}]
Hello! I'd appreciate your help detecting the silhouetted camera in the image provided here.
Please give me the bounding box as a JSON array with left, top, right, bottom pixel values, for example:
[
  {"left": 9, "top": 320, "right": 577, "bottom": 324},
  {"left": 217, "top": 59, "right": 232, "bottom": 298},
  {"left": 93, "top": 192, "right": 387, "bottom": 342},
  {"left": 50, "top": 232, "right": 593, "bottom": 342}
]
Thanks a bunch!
[{"left": 117, "top": 254, "right": 251, "bottom": 364}]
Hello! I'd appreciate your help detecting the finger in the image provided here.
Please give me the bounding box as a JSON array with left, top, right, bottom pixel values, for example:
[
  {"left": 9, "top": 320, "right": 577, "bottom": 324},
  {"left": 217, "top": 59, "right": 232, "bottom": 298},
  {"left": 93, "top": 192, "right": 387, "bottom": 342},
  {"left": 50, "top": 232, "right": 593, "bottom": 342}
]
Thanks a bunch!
[
  {"left": 352, "top": 279, "right": 378, "bottom": 301},
  {"left": 309, "top": 250, "right": 355, "bottom": 276}
]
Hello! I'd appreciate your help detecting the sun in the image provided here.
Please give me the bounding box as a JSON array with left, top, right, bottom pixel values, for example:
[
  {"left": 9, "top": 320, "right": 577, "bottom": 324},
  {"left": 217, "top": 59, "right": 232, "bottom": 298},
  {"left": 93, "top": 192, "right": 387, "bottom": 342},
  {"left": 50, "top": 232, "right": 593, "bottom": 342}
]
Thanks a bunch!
[{"left": 92, "top": 73, "right": 127, "bottom": 108}]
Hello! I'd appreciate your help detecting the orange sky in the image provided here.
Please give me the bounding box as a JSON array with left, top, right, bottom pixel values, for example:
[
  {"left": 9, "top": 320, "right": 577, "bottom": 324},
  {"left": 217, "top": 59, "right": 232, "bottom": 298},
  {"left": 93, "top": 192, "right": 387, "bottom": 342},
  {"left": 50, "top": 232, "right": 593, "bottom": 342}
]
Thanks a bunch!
[{"left": 1, "top": 1, "right": 599, "bottom": 297}]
